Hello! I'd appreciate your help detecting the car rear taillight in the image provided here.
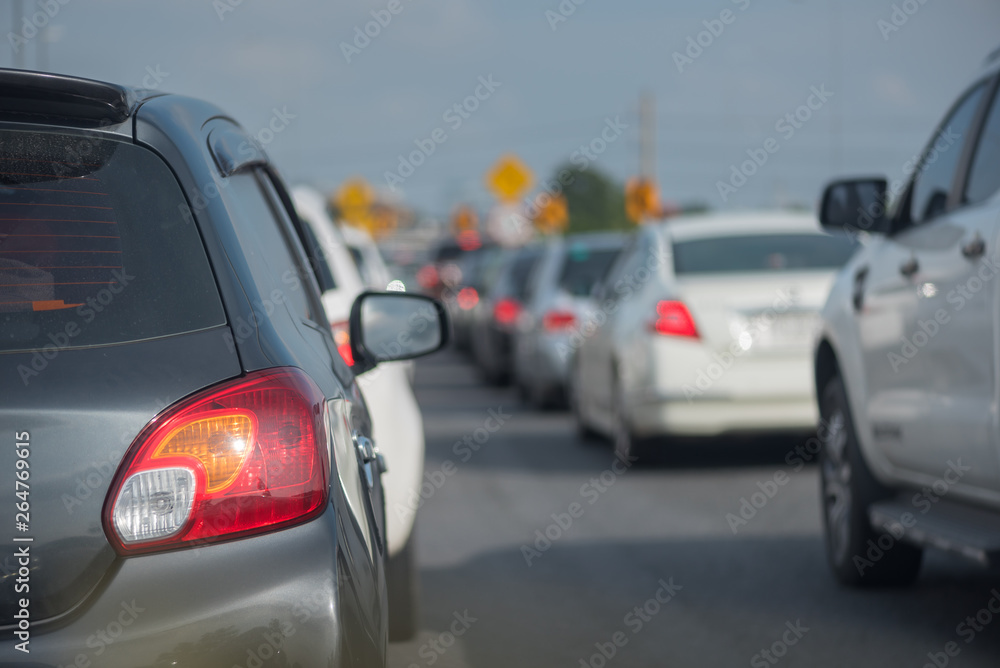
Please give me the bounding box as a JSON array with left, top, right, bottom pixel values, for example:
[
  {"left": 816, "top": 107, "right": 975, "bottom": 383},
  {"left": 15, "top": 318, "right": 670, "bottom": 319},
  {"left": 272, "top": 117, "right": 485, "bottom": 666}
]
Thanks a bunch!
[
  {"left": 416, "top": 264, "right": 439, "bottom": 290},
  {"left": 650, "top": 300, "right": 699, "bottom": 338},
  {"left": 457, "top": 287, "right": 479, "bottom": 310},
  {"left": 542, "top": 309, "right": 577, "bottom": 332},
  {"left": 104, "top": 368, "right": 330, "bottom": 555},
  {"left": 331, "top": 320, "right": 354, "bottom": 366},
  {"left": 493, "top": 298, "right": 522, "bottom": 326},
  {"left": 457, "top": 230, "right": 481, "bottom": 251}
]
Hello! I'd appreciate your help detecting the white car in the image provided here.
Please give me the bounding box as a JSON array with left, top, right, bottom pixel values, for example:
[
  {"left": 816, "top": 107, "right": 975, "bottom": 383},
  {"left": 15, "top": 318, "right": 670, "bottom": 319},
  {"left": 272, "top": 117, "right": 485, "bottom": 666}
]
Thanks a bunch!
[
  {"left": 338, "top": 221, "right": 417, "bottom": 383},
  {"left": 292, "top": 186, "right": 425, "bottom": 639},
  {"left": 814, "top": 52, "right": 1000, "bottom": 586},
  {"left": 340, "top": 221, "right": 393, "bottom": 291},
  {"left": 572, "top": 211, "right": 857, "bottom": 461}
]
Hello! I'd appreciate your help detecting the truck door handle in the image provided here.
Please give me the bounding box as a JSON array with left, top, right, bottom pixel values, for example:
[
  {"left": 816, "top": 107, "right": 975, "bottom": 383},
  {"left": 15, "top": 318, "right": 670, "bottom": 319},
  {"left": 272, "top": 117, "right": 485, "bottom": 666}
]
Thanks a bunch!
[
  {"left": 900, "top": 257, "right": 919, "bottom": 278},
  {"left": 962, "top": 233, "right": 986, "bottom": 259},
  {"left": 852, "top": 267, "right": 868, "bottom": 312}
]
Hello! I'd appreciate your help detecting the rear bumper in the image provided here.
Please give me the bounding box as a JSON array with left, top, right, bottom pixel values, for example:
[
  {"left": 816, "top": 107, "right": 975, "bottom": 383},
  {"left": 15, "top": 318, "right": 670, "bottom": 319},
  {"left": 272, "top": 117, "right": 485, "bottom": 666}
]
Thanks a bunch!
[
  {"left": 626, "top": 338, "right": 818, "bottom": 437},
  {"left": 629, "top": 393, "right": 818, "bottom": 437},
  {"left": 0, "top": 508, "right": 379, "bottom": 668}
]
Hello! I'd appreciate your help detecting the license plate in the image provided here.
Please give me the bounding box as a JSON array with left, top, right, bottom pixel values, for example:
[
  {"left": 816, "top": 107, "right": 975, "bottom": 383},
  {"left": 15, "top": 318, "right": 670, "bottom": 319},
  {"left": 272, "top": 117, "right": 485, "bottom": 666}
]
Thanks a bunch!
[{"left": 752, "top": 311, "right": 818, "bottom": 348}]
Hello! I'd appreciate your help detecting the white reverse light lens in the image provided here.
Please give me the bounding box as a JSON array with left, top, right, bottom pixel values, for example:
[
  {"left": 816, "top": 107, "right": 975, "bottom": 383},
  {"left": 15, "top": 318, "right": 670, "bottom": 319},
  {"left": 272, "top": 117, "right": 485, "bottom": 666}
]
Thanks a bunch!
[{"left": 113, "top": 468, "right": 195, "bottom": 544}]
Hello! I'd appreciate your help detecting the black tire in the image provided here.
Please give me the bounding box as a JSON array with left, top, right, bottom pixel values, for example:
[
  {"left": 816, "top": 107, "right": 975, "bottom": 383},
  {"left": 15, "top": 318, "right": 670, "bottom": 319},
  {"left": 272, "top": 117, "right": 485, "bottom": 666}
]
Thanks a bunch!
[
  {"left": 570, "top": 363, "right": 603, "bottom": 443},
  {"left": 387, "top": 527, "right": 419, "bottom": 641},
  {"left": 517, "top": 380, "right": 532, "bottom": 406},
  {"left": 612, "top": 384, "right": 650, "bottom": 463},
  {"left": 819, "top": 376, "right": 923, "bottom": 587}
]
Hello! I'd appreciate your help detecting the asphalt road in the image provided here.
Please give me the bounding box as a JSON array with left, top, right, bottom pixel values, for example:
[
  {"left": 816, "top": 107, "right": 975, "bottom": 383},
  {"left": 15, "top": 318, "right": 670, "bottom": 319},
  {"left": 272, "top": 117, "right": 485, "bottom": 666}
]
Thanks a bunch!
[{"left": 388, "top": 351, "right": 1000, "bottom": 668}]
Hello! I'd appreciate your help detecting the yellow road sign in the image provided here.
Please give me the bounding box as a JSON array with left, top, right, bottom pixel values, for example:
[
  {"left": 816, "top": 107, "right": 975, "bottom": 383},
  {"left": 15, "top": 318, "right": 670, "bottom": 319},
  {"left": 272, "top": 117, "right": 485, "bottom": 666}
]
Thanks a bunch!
[
  {"left": 486, "top": 154, "right": 534, "bottom": 203},
  {"left": 452, "top": 204, "right": 479, "bottom": 234},
  {"left": 625, "top": 177, "right": 660, "bottom": 223},
  {"left": 533, "top": 193, "right": 568, "bottom": 234},
  {"left": 336, "top": 177, "right": 375, "bottom": 223}
]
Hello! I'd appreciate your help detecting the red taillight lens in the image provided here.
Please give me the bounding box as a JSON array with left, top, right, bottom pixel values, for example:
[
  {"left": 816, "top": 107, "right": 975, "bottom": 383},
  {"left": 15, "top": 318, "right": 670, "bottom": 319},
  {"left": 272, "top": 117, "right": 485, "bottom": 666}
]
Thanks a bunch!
[
  {"left": 416, "top": 264, "right": 439, "bottom": 290},
  {"left": 330, "top": 320, "right": 354, "bottom": 366},
  {"left": 457, "top": 230, "right": 481, "bottom": 251},
  {"left": 457, "top": 287, "right": 479, "bottom": 310},
  {"left": 104, "top": 368, "right": 330, "bottom": 555},
  {"left": 542, "top": 309, "right": 577, "bottom": 332},
  {"left": 650, "top": 300, "right": 699, "bottom": 338},
  {"left": 493, "top": 298, "right": 522, "bottom": 326}
]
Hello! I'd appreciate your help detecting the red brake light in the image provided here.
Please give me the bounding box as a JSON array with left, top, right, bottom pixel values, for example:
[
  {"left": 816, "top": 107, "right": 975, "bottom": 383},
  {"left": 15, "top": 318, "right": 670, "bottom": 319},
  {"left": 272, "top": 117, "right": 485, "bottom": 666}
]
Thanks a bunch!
[
  {"left": 493, "top": 298, "right": 522, "bottom": 326},
  {"left": 457, "top": 287, "right": 479, "bottom": 310},
  {"left": 457, "top": 230, "right": 482, "bottom": 251},
  {"left": 651, "top": 300, "right": 699, "bottom": 338},
  {"left": 330, "top": 320, "right": 354, "bottom": 366},
  {"left": 542, "top": 309, "right": 577, "bottom": 332},
  {"left": 104, "top": 368, "right": 330, "bottom": 555},
  {"left": 416, "top": 264, "right": 439, "bottom": 290}
]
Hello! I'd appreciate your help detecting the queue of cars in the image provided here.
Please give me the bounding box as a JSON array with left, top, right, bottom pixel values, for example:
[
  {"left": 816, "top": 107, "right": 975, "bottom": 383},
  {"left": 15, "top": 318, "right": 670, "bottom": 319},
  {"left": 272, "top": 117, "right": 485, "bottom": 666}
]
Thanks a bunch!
[
  {"left": 448, "top": 216, "right": 856, "bottom": 459},
  {"left": 0, "top": 68, "right": 446, "bottom": 665},
  {"left": 3, "top": 44, "right": 998, "bottom": 666},
  {"left": 441, "top": 50, "right": 1000, "bottom": 591}
]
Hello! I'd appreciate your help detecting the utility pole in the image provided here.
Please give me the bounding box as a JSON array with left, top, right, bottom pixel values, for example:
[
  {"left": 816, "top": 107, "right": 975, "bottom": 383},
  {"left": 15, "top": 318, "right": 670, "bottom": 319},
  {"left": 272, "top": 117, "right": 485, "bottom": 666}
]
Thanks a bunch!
[
  {"left": 12, "top": 0, "right": 25, "bottom": 69},
  {"left": 639, "top": 91, "right": 655, "bottom": 179},
  {"left": 830, "top": 0, "right": 843, "bottom": 175},
  {"left": 37, "top": 27, "right": 48, "bottom": 72}
]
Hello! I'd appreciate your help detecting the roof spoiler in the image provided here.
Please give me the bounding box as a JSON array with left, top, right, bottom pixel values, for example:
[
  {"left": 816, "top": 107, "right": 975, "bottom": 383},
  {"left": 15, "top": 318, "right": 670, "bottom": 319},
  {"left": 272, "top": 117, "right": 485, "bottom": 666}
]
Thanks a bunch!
[{"left": 0, "top": 68, "right": 134, "bottom": 127}]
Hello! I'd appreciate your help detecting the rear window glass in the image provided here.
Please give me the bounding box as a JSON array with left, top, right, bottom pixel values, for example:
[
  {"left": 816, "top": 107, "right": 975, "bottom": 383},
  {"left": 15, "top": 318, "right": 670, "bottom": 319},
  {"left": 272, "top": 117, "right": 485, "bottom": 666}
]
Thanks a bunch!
[
  {"left": 434, "top": 241, "right": 464, "bottom": 263},
  {"left": 0, "top": 129, "right": 226, "bottom": 352},
  {"left": 672, "top": 233, "right": 857, "bottom": 275},
  {"left": 504, "top": 251, "right": 542, "bottom": 300},
  {"left": 558, "top": 246, "right": 619, "bottom": 296}
]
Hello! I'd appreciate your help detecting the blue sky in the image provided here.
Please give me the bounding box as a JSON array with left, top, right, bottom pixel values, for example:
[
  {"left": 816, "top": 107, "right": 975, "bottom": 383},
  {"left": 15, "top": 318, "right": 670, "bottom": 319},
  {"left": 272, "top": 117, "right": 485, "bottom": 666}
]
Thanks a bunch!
[{"left": 4, "top": 0, "right": 999, "bottom": 218}]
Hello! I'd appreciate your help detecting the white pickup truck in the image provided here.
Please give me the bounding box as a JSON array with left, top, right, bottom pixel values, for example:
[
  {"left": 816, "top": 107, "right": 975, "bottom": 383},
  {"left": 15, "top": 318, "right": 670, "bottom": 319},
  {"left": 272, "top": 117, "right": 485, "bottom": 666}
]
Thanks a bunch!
[{"left": 814, "top": 47, "right": 1000, "bottom": 586}]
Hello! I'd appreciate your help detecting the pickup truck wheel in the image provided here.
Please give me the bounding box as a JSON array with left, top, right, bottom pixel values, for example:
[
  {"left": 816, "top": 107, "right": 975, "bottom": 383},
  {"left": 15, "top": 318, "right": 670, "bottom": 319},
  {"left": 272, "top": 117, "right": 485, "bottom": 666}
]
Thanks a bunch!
[
  {"left": 387, "top": 526, "right": 419, "bottom": 641},
  {"left": 819, "top": 376, "right": 922, "bottom": 587}
]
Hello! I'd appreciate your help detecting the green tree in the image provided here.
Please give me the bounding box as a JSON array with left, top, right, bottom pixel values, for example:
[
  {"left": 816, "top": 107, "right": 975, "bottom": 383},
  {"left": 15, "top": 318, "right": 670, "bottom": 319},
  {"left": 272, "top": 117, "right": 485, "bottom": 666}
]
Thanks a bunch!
[{"left": 556, "top": 164, "right": 631, "bottom": 233}]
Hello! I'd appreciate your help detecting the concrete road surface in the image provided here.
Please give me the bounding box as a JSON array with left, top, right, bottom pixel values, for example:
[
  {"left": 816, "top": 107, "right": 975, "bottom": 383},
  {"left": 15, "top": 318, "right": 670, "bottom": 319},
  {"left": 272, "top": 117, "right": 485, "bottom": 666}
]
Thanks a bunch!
[{"left": 388, "top": 352, "right": 1000, "bottom": 668}]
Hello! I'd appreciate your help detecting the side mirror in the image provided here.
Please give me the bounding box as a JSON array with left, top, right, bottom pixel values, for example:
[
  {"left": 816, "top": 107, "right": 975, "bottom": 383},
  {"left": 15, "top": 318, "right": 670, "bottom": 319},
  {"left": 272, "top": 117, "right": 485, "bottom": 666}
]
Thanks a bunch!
[
  {"left": 348, "top": 292, "right": 451, "bottom": 375},
  {"left": 819, "top": 177, "right": 892, "bottom": 235}
]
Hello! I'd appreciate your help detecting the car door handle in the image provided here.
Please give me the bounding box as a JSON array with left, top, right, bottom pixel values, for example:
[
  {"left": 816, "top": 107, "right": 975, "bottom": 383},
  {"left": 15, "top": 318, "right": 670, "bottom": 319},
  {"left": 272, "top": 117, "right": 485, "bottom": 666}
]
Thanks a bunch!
[
  {"left": 899, "top": 256, "right": 919, "bottom": 278},
  {"left": 852, "top": 267, "right": 868, "bottom": 312},
  {"left": 962, "top": 233, "right": 986, "bottom": 259},
  {"left": 352, "top": 431, "right": 375, "bottom": 488}
]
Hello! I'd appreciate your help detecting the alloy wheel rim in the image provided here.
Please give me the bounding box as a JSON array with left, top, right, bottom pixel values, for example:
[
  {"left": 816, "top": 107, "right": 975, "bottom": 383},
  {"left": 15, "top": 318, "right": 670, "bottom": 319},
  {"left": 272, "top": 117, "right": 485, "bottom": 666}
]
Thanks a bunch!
[{"left": 821, "top": 409, "right": 852, "bottom": 565}]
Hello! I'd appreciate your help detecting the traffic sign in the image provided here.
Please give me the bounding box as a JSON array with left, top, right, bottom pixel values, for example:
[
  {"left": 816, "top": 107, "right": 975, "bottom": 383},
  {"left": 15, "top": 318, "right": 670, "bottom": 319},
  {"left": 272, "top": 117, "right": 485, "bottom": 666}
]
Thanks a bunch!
[
  {"left": 625, "top": 177, "right": 661, "bottom": 223},
  {"left": 452, "top": 204, "right": 478, "bottom": 233},
  {"left": 533, "top": 193, "right": 568, "bottom": 234},
  {"left": 336, "top": 177, "right": 375, "bottom": 224},
  {"left": 486, "top": 154, "right": 534, "bottom": 203}
]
